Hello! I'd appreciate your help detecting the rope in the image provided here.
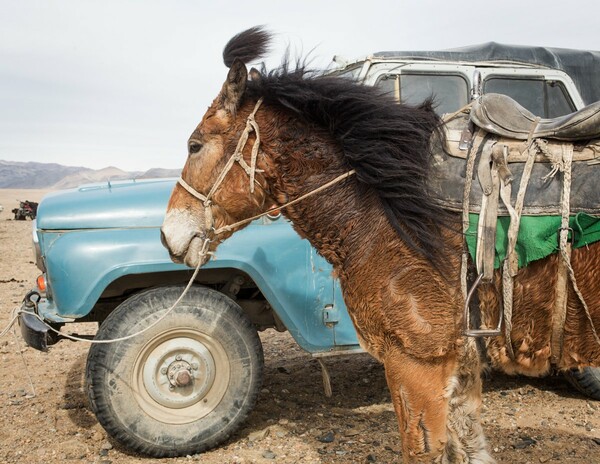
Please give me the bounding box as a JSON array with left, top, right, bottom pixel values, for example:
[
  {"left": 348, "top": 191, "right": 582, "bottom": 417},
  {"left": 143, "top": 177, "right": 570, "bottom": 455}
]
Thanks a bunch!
[
  {"left": 1, "top": 239, "right": 209, "bottom": 346},
  {"left": 178, "top": 98, "right": 264, "bottom": 232},
  {"left": 461, "top": 129, "right": 485, "bottom": 300},
  {"left": 214, "top": 170, "right": 356, "bottom": 235},
  {"left": 0, "top": 311, "right": 20, "bottom": 338},
  {"left": 3, "top": 164, "right": 356, "bottom": 347},
  {"left": 551, "top": 144, "right": 573, "bottom": 364},
  {"left": 442, "top": 101, "right": 475, "bottom": 124},
  {"left": 180, "top": 169, "right": 356, "bottom": 236},
  {"left": 564, "top": 252, "right": 600, "bottom": 347},
  {"left": 499, "top": 119, "right": 540, "bottom": 358},
  {"left": 556, "top": 144, "right": 600, "bottom": 355},
  {"left": 11, "top": 322, "right": 36, "bottom": 397}
]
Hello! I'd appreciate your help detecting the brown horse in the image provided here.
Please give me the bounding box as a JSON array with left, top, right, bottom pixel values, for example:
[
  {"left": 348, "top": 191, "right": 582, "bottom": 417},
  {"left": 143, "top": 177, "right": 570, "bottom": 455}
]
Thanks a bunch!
[{"left": 161, "top": 27, "right": 600, "bottom": 463}]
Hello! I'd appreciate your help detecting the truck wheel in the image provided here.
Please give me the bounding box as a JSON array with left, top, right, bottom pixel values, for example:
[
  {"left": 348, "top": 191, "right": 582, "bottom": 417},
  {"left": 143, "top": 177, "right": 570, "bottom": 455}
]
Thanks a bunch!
[
  {"left": 563, "top": 367, "right": 600, "bottom": 400},
  {"left": 85, "top": 285, "right": 263, "bottom": 457}
]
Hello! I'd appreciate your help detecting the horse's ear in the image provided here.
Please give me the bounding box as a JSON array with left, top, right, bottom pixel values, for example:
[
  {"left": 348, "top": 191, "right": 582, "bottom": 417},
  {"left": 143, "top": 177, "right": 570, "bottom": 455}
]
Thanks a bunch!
[
  {"left": 220, "top": 58, "right": 247, "bottom": 114},
  {"left": 249, "top": 67, "right": 262, "bottom": 83}
]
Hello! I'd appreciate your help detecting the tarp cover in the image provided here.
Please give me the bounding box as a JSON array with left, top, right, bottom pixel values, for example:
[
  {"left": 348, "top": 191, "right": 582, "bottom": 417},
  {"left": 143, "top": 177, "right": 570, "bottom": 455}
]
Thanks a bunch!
[{"left": 374, "top": 43, "right": 600, "bottom": 105}]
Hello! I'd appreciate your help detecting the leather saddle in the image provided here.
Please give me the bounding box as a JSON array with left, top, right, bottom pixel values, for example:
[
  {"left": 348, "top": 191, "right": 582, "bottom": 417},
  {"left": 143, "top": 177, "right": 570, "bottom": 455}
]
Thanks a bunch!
[{"left": 470, "top": 93, "right": 600, "bottom": 141}]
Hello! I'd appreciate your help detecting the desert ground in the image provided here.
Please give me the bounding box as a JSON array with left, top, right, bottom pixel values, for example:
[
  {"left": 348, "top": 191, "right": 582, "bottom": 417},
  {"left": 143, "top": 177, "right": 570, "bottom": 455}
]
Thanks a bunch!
[{"left": 1, "top": 188, "right": 600, "bottom": 463}]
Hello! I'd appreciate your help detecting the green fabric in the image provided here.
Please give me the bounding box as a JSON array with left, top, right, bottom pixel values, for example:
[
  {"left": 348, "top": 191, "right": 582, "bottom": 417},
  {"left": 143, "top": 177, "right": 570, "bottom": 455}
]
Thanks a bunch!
[{"left": 465, "top": 213, "right": 600, "bottom": 269}]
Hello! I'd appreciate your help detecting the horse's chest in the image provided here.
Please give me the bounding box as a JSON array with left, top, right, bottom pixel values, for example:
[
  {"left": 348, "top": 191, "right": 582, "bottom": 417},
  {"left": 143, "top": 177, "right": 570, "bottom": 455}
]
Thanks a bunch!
[{"left": 338, "top": 264, "right": 462, "bottom": 360}]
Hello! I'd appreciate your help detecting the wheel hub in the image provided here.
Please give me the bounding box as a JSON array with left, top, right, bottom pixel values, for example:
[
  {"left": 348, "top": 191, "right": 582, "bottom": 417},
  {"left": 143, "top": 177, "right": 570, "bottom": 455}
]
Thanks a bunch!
[
  {"left": 131, "top": 327, "right": 230, "bottom": 424},
  {"left": 167, "top": 359, "right": 194, "bottom": 388},
  {"left": 141, "top": 337, "right": 217, "bottom": 409}
]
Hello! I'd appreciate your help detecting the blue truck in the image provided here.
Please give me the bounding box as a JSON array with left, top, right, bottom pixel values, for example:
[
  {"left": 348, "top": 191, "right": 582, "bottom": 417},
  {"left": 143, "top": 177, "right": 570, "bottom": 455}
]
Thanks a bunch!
[{"left": 19, "top": 43, "right": 600, "bottom": 457}]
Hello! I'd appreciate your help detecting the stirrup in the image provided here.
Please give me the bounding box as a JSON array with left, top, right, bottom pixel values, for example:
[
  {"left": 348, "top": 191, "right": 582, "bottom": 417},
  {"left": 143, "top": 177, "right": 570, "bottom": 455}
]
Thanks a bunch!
[{"left": 463, "top": 273, "right": 503, "bottom": 337}]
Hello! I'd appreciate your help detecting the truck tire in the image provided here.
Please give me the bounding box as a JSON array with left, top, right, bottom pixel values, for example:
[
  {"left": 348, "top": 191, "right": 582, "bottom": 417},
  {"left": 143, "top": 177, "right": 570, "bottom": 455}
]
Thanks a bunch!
[
  {"left": 85, "top": 285, "right": 263, "bottom": 457},
  {"left": 563, "top": 367, "right": 600, "bottom": 400}
]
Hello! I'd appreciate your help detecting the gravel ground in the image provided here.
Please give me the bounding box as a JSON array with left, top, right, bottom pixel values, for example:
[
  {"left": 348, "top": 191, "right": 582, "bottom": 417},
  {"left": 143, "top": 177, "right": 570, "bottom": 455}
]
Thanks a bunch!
[{"left": 2, "top": 189, "right": 600, "bottom": 463}]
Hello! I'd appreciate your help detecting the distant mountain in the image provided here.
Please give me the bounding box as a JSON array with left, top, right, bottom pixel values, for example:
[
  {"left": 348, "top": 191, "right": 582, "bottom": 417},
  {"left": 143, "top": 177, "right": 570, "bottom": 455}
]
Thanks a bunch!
[
  {"left": 0, "top": 160, "right": 181, "bottom": 189},
  {"left": 0, "top": 160, "right": 92, "bottom": 188},
  {"left": 50, "top": 166, "right": 137, "bottom": 189},
  {"left": 137, "top": 168, "right": 182, "bottom": 179}
]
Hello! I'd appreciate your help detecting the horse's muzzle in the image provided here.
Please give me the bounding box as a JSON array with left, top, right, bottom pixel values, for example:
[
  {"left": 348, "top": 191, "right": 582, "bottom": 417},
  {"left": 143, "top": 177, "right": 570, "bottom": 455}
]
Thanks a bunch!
[{"left": 161, "top": 208, "right": 209, "bottom": 268}]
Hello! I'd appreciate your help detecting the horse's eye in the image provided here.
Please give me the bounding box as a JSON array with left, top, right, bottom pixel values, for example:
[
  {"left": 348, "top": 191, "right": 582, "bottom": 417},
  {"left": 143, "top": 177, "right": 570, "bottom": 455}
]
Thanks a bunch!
[{"left": 188, "top": 141, "right": 203, "bottom": 154}]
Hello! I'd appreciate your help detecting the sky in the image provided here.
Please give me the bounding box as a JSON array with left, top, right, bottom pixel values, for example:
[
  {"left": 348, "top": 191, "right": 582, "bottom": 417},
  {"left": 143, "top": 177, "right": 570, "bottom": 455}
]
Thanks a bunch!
[{"left": 1, "top": 0, "right": 598, "bottom": 172}]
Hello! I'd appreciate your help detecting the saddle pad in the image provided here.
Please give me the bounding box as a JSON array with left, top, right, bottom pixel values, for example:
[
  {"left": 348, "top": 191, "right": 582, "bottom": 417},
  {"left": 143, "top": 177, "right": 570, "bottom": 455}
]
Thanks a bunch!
[{"left": 465, "top": 212, "right": 600, "bottom": 269}]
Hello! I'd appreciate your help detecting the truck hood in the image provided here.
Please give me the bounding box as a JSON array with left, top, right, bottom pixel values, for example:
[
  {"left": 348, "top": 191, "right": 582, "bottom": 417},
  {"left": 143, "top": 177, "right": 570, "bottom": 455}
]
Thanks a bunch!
[{"left": 37, "top": 178, "right": 176, "bottom": 230}]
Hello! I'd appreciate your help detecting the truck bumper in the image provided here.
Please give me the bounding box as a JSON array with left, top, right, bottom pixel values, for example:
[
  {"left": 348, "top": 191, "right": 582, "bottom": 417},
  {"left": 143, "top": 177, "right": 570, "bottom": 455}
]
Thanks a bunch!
[{"left": 18, "top": 309, "right": 51, "bottom": 352}]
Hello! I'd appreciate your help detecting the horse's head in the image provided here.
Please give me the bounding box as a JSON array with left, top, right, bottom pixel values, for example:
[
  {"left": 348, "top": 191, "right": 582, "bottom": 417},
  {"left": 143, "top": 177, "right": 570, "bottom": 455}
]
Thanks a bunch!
[{"left": 161, "top": 28, "right": 273, "bottom": 267}]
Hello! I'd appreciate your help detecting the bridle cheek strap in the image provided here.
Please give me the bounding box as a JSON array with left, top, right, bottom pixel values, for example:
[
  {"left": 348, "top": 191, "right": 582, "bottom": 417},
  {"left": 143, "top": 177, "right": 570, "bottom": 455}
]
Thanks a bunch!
[{"left": 177, "top": 98, "right": 264, "bottom": 231}]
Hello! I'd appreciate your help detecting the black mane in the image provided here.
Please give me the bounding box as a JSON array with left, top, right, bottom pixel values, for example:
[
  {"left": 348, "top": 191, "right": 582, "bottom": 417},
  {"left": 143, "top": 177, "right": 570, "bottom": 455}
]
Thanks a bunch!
[{"left": 224, "top": 27, "right": 450, "bottom": 265}]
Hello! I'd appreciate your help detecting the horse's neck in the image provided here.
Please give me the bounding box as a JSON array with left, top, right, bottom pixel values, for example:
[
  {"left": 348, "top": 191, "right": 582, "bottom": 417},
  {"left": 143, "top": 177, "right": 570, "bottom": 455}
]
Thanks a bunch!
[
  {"left": 268, "top": 157, "right": 394, "bottom": 269},
  {"left": 307, "top": 184, "right": 382, "bottom": 261},
  {"left": 260, "top": 114, "right": 419, "bottom": 270}
]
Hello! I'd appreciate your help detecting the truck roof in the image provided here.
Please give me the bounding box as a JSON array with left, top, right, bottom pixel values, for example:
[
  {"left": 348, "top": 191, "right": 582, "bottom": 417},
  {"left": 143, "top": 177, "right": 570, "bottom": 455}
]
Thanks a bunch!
[{"left": 370, "top": 42, "right": 600, "bottom": 105}]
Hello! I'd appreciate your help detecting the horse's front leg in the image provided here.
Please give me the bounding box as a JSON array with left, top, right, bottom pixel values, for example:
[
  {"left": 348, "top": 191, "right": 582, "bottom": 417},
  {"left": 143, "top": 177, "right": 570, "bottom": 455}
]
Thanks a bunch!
[
  {"left": 384, "top": 346, "right": 456, "bottom": 463},
  {"left": 384, "top": 341, "right": 495, "bottom": 463},
  {"left": 445, "top": 338, "right": 496, "bottom": 464}
]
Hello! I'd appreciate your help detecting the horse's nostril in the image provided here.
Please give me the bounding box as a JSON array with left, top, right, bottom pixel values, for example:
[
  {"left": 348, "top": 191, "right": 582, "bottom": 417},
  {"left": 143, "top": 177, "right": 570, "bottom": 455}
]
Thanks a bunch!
[{"left": 160, "top": 229, "right": 168, "bottom": 248}]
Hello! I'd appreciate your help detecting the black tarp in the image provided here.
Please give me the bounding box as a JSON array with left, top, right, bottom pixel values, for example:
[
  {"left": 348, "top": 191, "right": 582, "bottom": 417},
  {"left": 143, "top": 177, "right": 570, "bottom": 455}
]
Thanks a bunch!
[{"left": 374, "top": 42, "right": 600, "bottom": 105}]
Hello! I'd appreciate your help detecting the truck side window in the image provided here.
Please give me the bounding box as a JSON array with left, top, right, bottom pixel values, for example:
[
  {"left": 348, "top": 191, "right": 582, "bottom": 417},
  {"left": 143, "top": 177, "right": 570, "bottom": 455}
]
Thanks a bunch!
[
  {"left": 376, "top": 74, "right": 469, "bottom": 116},
  {"left": 483, "top": 77, "right": 575, "bottom": 118}
]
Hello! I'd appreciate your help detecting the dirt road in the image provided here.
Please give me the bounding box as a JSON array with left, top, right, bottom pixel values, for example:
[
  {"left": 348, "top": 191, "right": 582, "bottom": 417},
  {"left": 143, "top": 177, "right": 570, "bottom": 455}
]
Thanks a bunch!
[{"left": 1, "top": 189, "right": 600, "bottom": 463}]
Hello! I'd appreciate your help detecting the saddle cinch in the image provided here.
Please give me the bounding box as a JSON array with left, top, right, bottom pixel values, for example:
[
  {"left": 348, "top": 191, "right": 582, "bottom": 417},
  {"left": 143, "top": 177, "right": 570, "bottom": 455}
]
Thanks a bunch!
[{"left": 431, "top": 94, "right": 600, "bottom": 351}]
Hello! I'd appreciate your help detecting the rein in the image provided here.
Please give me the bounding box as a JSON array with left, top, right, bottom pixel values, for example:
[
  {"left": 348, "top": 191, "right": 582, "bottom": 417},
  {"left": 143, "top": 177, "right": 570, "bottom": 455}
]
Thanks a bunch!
[{"left": 178, "top": 98, "right": 356, "bottom": 257}]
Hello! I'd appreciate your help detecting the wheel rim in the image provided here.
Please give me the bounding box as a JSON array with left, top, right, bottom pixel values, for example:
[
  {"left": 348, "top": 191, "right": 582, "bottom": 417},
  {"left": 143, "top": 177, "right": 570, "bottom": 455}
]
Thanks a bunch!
[{"left": 132, "top": 327, "right": 230, "bottom": 424}]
